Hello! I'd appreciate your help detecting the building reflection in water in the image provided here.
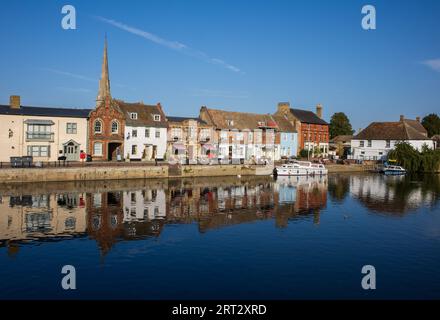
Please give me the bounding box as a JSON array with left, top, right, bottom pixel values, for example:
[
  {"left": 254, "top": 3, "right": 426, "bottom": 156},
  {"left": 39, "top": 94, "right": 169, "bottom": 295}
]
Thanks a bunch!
[
  {"left": 0, "top": 175, "right": 330, "bottom": 255},
  {"left": 348, "top": 174, "right": 440, "bottom": 216}
]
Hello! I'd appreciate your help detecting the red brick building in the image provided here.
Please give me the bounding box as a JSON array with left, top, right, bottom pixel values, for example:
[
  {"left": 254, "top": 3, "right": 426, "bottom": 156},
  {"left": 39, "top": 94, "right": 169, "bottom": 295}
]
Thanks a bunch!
[
  {"left": 88, "top": 38, "right": 125, "bottom": 161},
  {"left": 274, "top": 102, "right": 329, "bottom": 156}
]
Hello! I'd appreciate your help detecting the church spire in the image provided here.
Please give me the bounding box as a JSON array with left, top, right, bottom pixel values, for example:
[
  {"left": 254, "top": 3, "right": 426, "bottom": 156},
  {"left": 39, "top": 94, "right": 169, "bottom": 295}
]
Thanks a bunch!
[{"left": 96, "top": 35, "right": 111, "bottom": 107}]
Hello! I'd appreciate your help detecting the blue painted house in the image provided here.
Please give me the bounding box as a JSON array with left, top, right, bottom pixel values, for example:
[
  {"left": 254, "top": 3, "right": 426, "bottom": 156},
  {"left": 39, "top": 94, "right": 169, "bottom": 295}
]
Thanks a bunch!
[{"left": 273, "top": 114, "right": 298, "bottom": 158}]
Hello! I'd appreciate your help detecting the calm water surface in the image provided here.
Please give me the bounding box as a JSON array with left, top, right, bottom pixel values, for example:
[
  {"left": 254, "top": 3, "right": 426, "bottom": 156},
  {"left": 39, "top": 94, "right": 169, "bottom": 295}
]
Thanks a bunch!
[{"left": 0, "top": 174, "right": 439, "bottom": 299}]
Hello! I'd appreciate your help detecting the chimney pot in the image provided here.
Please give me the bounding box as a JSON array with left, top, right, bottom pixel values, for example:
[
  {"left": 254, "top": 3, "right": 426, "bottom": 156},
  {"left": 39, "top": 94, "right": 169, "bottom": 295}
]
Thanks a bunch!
[
  {"left": 10, "top": 95, "right": 21, "bottom": 109},
  {"left": 416, "top": 116, "right": 420, "bottom": 122},
  {"left": 400, "top": 115, "right": 405, "bottom": 122},
  {"left": 316, "top": 104, "right": 323, "bottom": 119}
]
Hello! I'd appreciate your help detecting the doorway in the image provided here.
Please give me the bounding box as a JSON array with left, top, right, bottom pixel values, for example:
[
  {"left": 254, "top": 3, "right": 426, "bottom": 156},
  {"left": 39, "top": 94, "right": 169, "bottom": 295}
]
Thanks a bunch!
[
  {"left": 63, "top": 140, "right": 80, "bottom": 161},
  {"left": 108, "top": 142, "right": 122, "bottom": 161}
]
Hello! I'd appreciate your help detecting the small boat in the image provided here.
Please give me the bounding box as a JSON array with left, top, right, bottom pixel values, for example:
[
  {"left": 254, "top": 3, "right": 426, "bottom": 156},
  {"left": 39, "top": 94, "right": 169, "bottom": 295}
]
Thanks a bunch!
[
  {"left": 381, "top": 165, "right": 406, "bottom": 175},
  {"left": 275, "top": 161, "right": 328, "bottom": 176}
]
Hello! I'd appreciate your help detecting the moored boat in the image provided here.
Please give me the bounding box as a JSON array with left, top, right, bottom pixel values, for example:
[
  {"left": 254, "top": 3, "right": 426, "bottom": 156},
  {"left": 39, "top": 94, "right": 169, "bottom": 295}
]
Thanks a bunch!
[
  {"left": 380, "top": 165, "right": 406, "bottom": 175},
  {"left": 275, "top": 161, "right": 328, "bottom": 176}
]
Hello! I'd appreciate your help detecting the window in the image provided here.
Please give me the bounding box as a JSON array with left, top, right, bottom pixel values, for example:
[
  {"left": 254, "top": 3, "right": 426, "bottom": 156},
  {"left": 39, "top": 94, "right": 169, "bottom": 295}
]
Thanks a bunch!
[
  {"left": 132, "top": 129, "right": 137, "bottom": 138},
  {"left": 145, "top": 128, "right": 150, "bottom": 138},
  {"left": 130, "top": 113, "right": 138, "bottom": 120},
  {"left": 155, "top": 129, "right": 160, "bottom": 138},
  {"left": 93, "top": 142, "right": 103, "bottom": 156},
  {"left": 236, "top": 132, "right": 244, "bottom": 141},
  {"left": 248, "top": 132, "right": 253, "bottom": 142},
  {"left": 153, "top": 114, "right": 161, "bottom": 121},
  {"left": 94, "top": 120, "right": 102, "bottom": 134},
  {"left": 200, "top": 129, "right": 210, "bottom": 140},
  {"left": 368, "top": 140, "right": 372, "bottom": 147},
  {"left": 27, "top": 124, "right": 52, "bottom": 140},
  {"left": 172, "top": 128, "right": 181, "bottom": 139},
  {"left": 131, "top": 145, "right": 137, "bottom": 155},
  {"left": 27, "top": 145, "right": 50, "bottom": 157},
  {"left": 188, "top": 126, "right": 195, "bottom": 139},
  {"left": 226, "top": 119, "right": 234, "bottom": 126},
  {"left": 386, "top": 140, "right": 391, "bottom": 148},
  {"left": 360, "top": 141, "right": 364, "bottom": 147},
  {"left": 66, "top": 123, "right": 77, "bottom": 134},
  {"left": 111, "top": 121, "right": 119, "bottom": 134}
]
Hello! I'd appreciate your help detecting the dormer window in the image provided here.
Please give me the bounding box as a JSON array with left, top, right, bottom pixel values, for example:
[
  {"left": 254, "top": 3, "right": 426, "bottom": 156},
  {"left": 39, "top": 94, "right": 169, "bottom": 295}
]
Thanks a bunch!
[
  {"left": 258, "top": 121, "right": 266, "bottom": 127},
  {"left": 130, "top": 112, "right": 138, "bottom": 120},
  {"left": 153, "top": 114, "right": 161, "bottom": 121},
  {"left": 226, "top": 119, "right": 234, "bottom": 126}
]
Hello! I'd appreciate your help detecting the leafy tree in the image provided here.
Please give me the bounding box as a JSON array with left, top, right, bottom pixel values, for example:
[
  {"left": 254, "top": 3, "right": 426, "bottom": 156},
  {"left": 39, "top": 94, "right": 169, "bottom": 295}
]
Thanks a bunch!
[
  {"left": 329, "top": 112, "right": 354, "bottom": 139},
  {"left": 388, "top": 141, "right": 440, "bottom": 172},
  {"left": 421, "top": 113, "right": 440, "bottom": 137}
]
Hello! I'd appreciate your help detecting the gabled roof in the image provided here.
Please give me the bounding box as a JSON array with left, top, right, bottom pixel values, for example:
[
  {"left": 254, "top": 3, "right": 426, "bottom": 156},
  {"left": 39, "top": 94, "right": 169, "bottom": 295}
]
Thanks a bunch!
[
  {"left": 354, "top": 120, "right": 430, "bottom": 141},
  {"left": 115, "top": 100, "right": 168, "bottom": 128},
  {"left": 403, "top": 119, "right": 428, "bottom": 136},
  {"left": 167, "top": 116, "right": 207, "bottom": 125},
  {"left": 0, "top": 105, "right": 91, "bottom": 118},
  {"left": 290, "top": 108, "right": 328, "bottom": 125},
  {"left": 201, "top": 107, "right": 278, "bottom": 130},
  {"left": 271, "top": 114, "right": 297, "bottom": 133}
]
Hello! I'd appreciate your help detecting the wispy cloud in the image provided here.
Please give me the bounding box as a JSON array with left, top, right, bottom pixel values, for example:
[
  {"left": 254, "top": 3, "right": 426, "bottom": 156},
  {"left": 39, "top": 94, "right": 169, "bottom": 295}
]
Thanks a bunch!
[
  {"left": 40, "top": 68, "right": 133, "bottom": 90},
  {"left": 41, "top": 68, "right": 96, "bottom": 82},
  {"left": 421, "top": 58, "right": 440, "bottom": 72},
  {"left": 190, "top": 89, "right": 249, "bottom": 99},
  {"left": 95, "top": 16, "right": 243, "bottom": 74}
]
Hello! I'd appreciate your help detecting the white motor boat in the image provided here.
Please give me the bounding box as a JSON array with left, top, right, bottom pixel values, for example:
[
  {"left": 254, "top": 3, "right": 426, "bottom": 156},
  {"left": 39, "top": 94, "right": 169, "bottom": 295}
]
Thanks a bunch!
[
  {"left": 381, "top": 165, "right": 406, "bottom": 175},
  {"left": 275, "top": 161, "right": 328, "bottom": 176}
]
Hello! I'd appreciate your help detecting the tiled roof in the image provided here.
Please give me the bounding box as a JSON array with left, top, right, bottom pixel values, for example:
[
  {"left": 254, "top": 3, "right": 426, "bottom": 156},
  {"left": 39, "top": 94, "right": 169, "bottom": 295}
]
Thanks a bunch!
[
  {"left": 354, "top": 120, "right": 430, "bottom": 140},
  {"left": 201, "top": 108, "right": 279, "bottom": 130},
  {"left": 167, "top": 116, "right": 207, "bottom": 125},
  {"left": 290, "top": 108, "right": 328, "bottom": 125},
  {"left": 403, "top": 119, "right": 427, "bottom": 136},
  {"left": 271, "top": 114, "right": 297, "bottom": 133},
  {"left": 0, "top": 105, "right": 91, "bottom": 118},
  {"left": 115, "top": 100, "right": 168, "bottom": 128}
]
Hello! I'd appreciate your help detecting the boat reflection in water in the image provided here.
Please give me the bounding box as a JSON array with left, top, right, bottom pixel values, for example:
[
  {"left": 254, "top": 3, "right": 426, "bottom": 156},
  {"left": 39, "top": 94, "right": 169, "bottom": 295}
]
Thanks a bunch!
[
  {"left": 0, "top": 176, "right": 328, "bottom": 254},
  {"left": 0, "top": 174, "right": 439, "bottom": 299}
]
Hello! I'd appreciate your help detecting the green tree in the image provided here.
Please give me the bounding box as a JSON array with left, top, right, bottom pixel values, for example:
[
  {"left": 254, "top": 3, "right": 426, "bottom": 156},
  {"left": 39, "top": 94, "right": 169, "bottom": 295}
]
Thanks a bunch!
[
  {"left": 329, "top": 112, "right": 354, "bottom": 139},
  {"left": 421, "top": 113, "right": 440, "bottom": 137}
]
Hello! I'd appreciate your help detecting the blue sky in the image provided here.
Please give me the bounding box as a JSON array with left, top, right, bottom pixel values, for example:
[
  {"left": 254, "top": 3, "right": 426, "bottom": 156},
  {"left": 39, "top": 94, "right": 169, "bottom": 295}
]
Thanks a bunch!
[{"left": 0, "top": 0, "right": 439, "bottom": 130}]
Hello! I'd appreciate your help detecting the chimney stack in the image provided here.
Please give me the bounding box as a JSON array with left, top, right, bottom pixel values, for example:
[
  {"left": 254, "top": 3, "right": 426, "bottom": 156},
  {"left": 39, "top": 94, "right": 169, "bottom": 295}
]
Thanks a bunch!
[
  {"left": 416, "top": 116, "right": 420, "bottom": 122},
  {"left": 400, "top": 115, "right": 405, "bottom": 122},
  {"left": 316, "top": 104, "right": 323, "bottom": 119},
  {"left": 9, "top": 95, "right": 21, "bottom": 109},
  {"left": 277, "top": 102, "right": 290, "bottom": 115}
]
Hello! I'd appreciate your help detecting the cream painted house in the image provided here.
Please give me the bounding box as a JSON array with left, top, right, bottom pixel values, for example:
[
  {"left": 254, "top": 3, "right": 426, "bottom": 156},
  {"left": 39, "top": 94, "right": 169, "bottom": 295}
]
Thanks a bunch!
[{"left": 0, "top": 96, "right": 90, "bottom": 162}]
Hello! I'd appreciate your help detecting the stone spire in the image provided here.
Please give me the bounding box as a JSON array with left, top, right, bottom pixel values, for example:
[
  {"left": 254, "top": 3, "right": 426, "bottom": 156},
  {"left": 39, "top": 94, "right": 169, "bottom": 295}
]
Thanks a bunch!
[{"left": 96, "top": 36, "right": 111, "bottom": 107}]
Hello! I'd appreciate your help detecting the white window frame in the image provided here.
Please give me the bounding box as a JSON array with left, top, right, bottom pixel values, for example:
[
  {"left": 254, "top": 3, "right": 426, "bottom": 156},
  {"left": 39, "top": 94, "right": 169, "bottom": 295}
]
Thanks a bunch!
[
  {"left": 94, "top": 120, "right": 103, "bottom": 134},
  {"left": 111, "top": 120, "right": 119, "bottom": 134},
  {"left": 130, "top": 112, "right": 138, "bottom": 120},
  {"left": 153, "top": 114, "right": 161, "bottom": 121},
  {"left": 66, "top": 122, "right": 77, "bottom": 134},
  {"left": 93, "top": 142, "right": 103, "bottom": 156}
]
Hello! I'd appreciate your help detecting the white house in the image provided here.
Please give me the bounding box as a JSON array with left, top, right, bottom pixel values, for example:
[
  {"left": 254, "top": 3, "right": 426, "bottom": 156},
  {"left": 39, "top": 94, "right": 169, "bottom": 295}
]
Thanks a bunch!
[
  {"left": 350, "top": 116, "right": 434, "bottom": 161},
  {"left": 119, "top": 101, "right": 168, "bottom": 161},
  {"left": 0, "top": 95, "right": 90, "bottom": 162}
]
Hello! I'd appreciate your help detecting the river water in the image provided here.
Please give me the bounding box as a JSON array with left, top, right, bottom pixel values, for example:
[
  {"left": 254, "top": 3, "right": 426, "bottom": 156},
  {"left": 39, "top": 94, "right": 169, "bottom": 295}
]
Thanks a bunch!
[{"left": 0, "top": 173, "right": 439, "bottom": 299}]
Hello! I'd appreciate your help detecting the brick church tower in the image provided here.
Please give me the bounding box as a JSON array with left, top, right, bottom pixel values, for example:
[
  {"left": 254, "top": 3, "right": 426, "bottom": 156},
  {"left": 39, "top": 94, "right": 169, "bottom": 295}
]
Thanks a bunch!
[{"left": 88, "top": 37, "right": 125, "bottom": 161}]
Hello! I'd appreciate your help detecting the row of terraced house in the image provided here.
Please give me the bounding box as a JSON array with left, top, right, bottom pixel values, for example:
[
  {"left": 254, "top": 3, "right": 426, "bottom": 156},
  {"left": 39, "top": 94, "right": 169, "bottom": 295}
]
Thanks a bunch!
[{"left": 0, "top": 39, "right": 329, "bottom": 164}]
